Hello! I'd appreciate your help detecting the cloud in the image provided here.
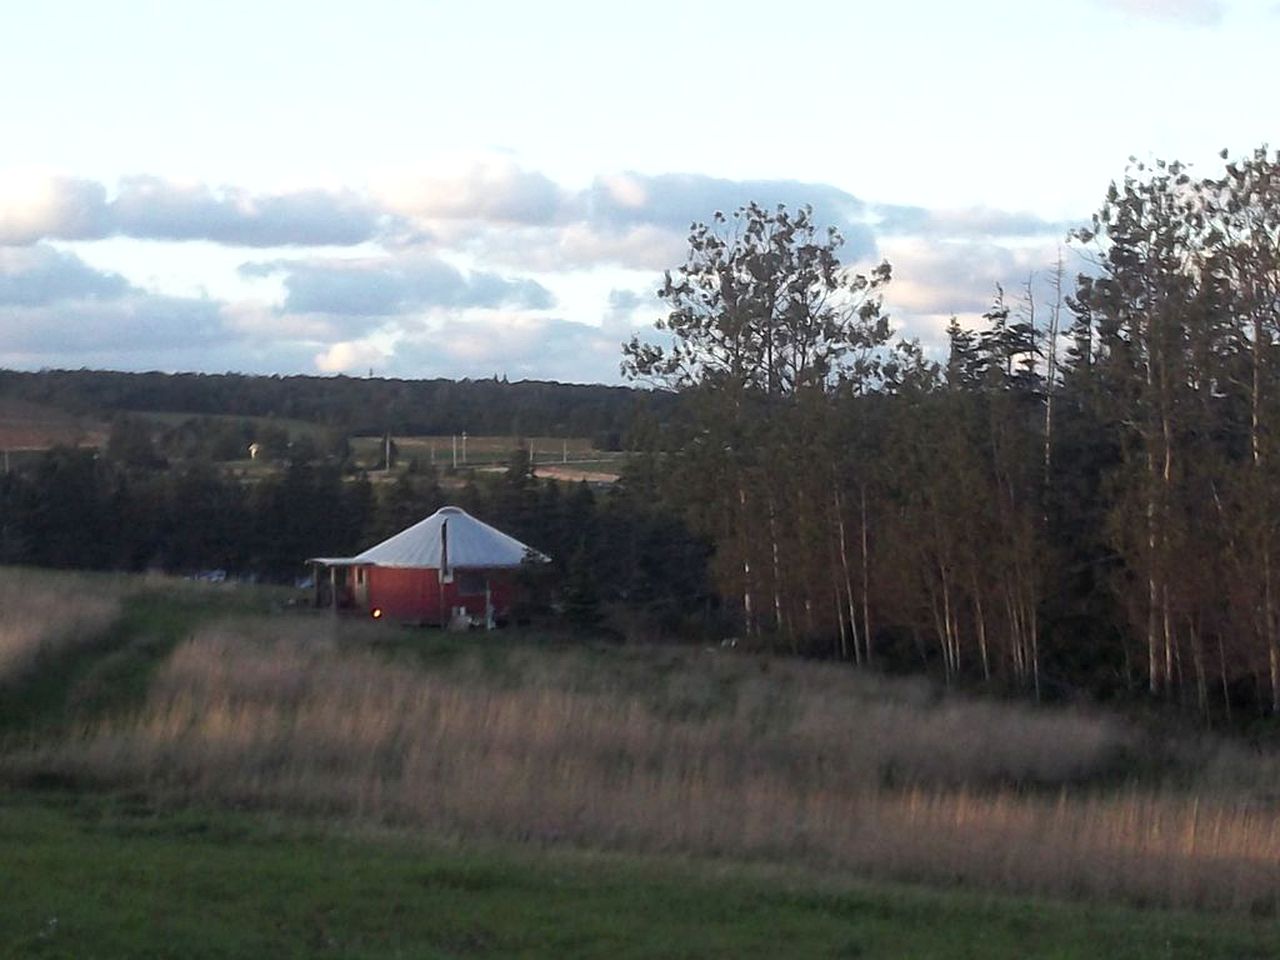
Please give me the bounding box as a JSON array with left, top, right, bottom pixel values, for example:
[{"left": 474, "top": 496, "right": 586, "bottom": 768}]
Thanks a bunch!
[
  {"left": 0, "top": 242, "right": 246, "bottom": 365},
  {"left": 0, "top": 173, "right": 391, "bottom": 248},
  {"left": 386, "top": 164, "right": 881, "bottom": 271},
  {"left": 875, "top": 204, "right": 1070, "bottom": 239},
  {"left": 1092, "top": 0, "right": 1225, "bottom": 25},
  {"left": 0, "top": 294, "right": 227, "bottom": 357},
  {"left": 378, "top": 156, "right": 567, "bottom": 224},
  {"left": 0, "top": 176, "right": 109, "bottom": 244},
  {"left": 243, "top": 254, "right": 554, "bottom": 316},
  {"left": 0, "top": 159, "right": 1099, "bottom": 382},
  {"left": 879, "top": 237, "right": 1065, "bottom": 316},
  {"left": 449, "top": 172, "right": 888, "bottom": 274},
  {"left": 220, "top": 299, "right": 355, "bottom": 343},
  {"left": 584, "top": 172, "right": 876, "bottom": 259},
  {"left": 605, "top": 286, "right": 665, "bottom": 327},
  {"left": 607, "top": 288, "right": 643, "bottom": 314},
  {"left": 0, "top": 245, "right": 130, "bottom": 305},
  {"left": 110, "top": 176, "right": 388, "bottom": 247},
  {"left": 467, "top": 222, "right": 688, "bottom": 273},
  {"left": 1, "top": 162, "right": 1066, "bottom": 281},
  {"left": 386, "top": 312, "right": 635, "bottom": 384},
  {"left": 870, "top": 237, "right": 1102, "bottom": 360},
  {"left": 315, "top": 340, "right": 390, "bottom": 374}
]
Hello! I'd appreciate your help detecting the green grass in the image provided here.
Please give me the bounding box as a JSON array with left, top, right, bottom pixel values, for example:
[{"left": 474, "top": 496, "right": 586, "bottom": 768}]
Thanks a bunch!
[{"left": 2, "top": 793, "right": 1276, "bottom": 960}]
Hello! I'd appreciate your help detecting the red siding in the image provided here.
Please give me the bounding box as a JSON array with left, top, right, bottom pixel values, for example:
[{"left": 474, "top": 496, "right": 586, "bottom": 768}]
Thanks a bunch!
[
  {"left": 366, "top": 567, "right": 441, "bottom": 620},
  {"left": 354, "top": 566, "right": 517, "bottom": 624}
]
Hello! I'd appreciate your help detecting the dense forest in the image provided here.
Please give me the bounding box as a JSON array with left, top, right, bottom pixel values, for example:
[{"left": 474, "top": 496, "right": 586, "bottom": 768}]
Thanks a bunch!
[{"left": 4, "top": 147, "right": 1280, "bottom": 726}]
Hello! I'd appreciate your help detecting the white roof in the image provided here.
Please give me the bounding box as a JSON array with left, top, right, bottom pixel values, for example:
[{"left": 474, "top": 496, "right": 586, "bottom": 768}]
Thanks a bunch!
[{"left": 313, "top": 506, "right": 548, "bottom": 569}]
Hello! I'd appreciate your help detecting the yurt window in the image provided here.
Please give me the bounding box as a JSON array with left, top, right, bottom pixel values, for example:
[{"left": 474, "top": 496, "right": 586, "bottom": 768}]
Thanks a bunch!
[{"left": 457, "top": 572, "right": 486, "bottom": 596}]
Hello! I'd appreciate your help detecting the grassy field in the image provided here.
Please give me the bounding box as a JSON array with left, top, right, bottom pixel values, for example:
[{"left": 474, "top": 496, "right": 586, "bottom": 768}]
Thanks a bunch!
[
  {"left": 14, "top": 617, "right": 1280, "bottom": 912},
  {"left": 3, "top": 794, "right": 1277, "bottom": 960},
  {"left": 0, "top": 570, "right": 122, "bottom": 690},
  {"left": 0, "top": 397, "right": 105, "bottom": 451},
  {"left": 0, "top": 571, "right": 293, "bottom": 739},
  {"left": 3, "top": 569, "right": 1280, "bottom": 955}
]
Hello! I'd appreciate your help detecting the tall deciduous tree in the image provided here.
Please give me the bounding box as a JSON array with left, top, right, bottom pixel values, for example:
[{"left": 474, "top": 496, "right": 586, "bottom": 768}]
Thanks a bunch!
[{"left": 624, "top": 202, "right": 902, "bottom": 648}]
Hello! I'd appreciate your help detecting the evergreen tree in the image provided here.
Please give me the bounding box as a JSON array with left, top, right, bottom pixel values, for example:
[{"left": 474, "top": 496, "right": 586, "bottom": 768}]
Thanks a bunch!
[{"left": 562, "top": 542, "right": 604, "bottom": 633}]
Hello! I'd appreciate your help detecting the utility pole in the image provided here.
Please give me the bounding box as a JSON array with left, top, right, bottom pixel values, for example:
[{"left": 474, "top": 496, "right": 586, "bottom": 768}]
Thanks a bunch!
[
  {"left": 452, "top": 434, "right": 457, "bottom": 469},
  {"left": 462, "top": 431, "right": 468, "bottom": 465}
]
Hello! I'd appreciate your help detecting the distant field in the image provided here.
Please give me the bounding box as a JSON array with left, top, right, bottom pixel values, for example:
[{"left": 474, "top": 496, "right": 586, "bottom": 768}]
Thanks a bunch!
[
  {"left": 533, "top": 463, "right": 624, "bottom": 483},
  {"left": 350, "top": 434, "right": 628, "bottom": 477},
  {"left": 0, "top": 410, "right": 631, "bottom": 480},
  {"left": 0, "top": 397, "right": 106, "bottom": 451}
]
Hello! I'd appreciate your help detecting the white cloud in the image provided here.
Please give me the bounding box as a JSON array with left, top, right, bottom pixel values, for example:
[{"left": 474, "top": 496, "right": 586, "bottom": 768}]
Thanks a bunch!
[
  {"left": 387, "top": 312, "right": 631, "bottom": 384},
  {"left": 315, "top": 340, "right": 389, "bottom": 374},
  {"left": 221, "top": 300, "right": 348, "bottom": 342},
  {"left": 0, "top": 174, "right": 109, "bottom": 244},
  {"left": 377, "top": 155, "right": 567, "bottom": 225},
  {"left": 0, "top": 159, "right": 1098, "bottom": 383},
  {"left": 0, "top": 172, "right": 391, "bottom": 248},
  {"left": 877, "top": 237, "right": 1065, "bottom": 317},
  {"left": 242, "top": 252, "right": 554, "bottom": 315},
  {"left": 111, "top": 176, "right": 388, "bottom": 247}
]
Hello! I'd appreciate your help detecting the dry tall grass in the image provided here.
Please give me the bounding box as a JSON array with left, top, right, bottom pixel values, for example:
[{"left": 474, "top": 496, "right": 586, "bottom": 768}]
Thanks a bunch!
[
  {"left": 0, "top": 570, "right": 123, "bottom": 684},
  {"left": 13, "top": 619, "right": 1280, "bottom": 913}
]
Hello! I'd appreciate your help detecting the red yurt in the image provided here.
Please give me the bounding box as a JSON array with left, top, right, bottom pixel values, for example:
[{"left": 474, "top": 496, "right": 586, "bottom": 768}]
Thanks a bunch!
[{"left": 309, "top": 505, "right": 548, "bottom": 627}]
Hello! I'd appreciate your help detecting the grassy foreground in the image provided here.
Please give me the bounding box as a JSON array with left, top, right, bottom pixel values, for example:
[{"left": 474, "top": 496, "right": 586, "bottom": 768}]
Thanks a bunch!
[
  {"left": 3, "top": 794, "right": 1277, "bottom": 960},
  {"left": 4, "top": 570, "right": 1280, "bottom": 956}
]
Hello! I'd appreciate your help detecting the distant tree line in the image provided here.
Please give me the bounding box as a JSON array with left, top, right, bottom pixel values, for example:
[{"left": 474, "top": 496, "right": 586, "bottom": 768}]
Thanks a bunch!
[{"left": 0, "top": 370, "right": 673, "bottom": 447}]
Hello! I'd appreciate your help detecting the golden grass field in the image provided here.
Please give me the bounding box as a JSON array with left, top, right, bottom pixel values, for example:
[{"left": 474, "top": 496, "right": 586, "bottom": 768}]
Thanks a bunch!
[
  {"left": 0, "top": 570, "right": 122, "bottom": 684},
  {"left": 7, "top": 610, "right": 1278, "bottom": 914}
]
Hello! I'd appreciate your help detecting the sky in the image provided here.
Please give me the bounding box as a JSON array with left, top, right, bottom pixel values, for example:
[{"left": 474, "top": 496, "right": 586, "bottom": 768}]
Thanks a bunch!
[{"left": 0, "top": 0, "right": 1276, "bottom": 384}]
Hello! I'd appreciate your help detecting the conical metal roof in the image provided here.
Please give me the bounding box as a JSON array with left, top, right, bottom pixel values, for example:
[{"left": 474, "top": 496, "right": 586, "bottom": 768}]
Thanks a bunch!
[{"left": 343, "top": 505, "right": 547, "bottom": 569}]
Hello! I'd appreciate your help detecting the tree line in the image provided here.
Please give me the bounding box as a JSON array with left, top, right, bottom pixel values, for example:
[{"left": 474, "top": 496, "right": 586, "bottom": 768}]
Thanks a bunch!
[
  {"left": 625, "top": 150, "right": 1280, "bottom": 724},
  {"left": 0, "top": 369, "right": 670, "bottom": 446}
]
